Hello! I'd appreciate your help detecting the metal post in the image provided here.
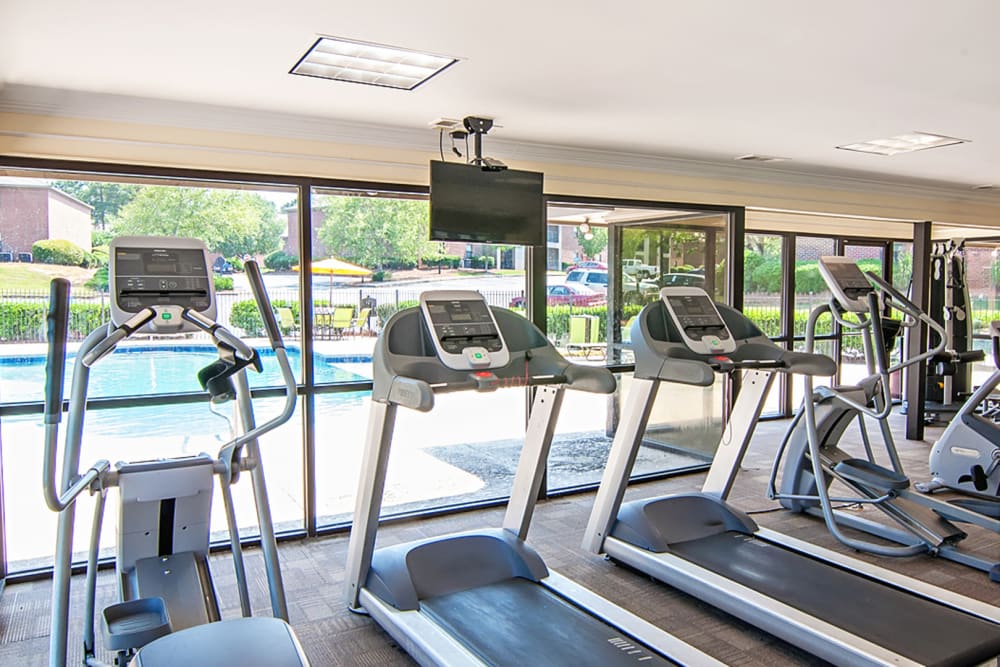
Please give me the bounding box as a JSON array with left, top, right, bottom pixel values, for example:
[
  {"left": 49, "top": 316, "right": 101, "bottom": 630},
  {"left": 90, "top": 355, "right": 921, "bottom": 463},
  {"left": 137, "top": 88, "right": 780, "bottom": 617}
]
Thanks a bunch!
[
  {"left": 233, "top": 370, "right": 289, "bottom": 621},
  {"left": 583, "top": 378, "right": 658, "bottom": 554},
  {"left": 906, "top": 222, "right": 932, "bottom": 440},
  {"left": 701, "top": 370, "right": 776, "bottom": 499},
  {"left": 298, "top": 184, "right": 317, "bottom": 537},
  {"left": 503, "top": 386, "right": 564, "bottom": 540},
  {"left": 345, "top": 401, "right": 397, "bottom": 609}
]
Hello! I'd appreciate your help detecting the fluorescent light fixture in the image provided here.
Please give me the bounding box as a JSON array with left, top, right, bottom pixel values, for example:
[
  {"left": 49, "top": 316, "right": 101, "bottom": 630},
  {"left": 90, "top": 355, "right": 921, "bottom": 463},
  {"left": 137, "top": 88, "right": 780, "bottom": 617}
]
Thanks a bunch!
[
  {"left": 291, "top": 36, "right": 458, "bottom": 90},
  {"left": 836, "top": 132, "right": 969, "bottom": 156}
]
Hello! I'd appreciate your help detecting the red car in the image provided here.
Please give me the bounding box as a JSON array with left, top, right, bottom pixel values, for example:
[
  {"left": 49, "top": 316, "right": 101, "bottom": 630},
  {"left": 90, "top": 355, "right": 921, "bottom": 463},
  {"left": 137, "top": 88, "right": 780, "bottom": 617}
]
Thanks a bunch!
[
  {"left": 566, "top": 260, "right": 608, "bottom": 272},
  {"left": 510, "top": 284, "right": 607, "bottom": 308}
]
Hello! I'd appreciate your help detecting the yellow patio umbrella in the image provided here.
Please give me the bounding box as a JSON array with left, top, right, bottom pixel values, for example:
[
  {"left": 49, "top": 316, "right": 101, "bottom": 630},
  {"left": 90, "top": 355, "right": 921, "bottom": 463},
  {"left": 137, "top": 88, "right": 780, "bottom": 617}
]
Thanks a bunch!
[{"left": 293, "top": 257, "right": 373, "bottom": 305}]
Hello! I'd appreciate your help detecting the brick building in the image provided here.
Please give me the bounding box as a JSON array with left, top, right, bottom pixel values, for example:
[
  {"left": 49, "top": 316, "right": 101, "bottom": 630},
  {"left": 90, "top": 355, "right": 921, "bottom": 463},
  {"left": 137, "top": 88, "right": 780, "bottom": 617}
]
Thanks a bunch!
[{"left": 0, "top": 180, "right": 92, "bottom": 258}]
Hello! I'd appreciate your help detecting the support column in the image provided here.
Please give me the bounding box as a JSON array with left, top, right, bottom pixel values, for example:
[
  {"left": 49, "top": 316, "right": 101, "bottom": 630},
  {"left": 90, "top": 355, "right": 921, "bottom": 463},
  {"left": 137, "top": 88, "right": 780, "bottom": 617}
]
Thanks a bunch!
[{"left": 905, "top": 221, "right": 932, "bottom": 440}]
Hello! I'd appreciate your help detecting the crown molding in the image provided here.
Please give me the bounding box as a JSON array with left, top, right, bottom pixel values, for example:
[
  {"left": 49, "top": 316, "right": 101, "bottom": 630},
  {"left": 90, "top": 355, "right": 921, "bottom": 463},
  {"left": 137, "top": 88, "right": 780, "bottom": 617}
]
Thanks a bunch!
[{"left": 1, "top": 84, "right": 998, "bottom": 206}]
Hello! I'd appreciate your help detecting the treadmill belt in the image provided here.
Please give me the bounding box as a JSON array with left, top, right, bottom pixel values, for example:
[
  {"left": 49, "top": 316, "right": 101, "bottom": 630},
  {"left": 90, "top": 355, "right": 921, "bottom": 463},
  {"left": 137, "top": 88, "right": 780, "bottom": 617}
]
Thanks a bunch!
[
  {"left": 668, "top": 531, "right": 1000, "bottom": 667},
  {"left": 421, "top": 577, "right": 677, "bottom": 666}
]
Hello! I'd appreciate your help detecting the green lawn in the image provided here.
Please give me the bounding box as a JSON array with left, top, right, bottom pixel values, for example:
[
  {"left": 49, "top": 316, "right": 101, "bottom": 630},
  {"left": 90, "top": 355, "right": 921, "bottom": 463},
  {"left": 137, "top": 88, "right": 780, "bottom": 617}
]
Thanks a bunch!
[{"left": 0, "top": 263, "right": 95, "bottom": 292}]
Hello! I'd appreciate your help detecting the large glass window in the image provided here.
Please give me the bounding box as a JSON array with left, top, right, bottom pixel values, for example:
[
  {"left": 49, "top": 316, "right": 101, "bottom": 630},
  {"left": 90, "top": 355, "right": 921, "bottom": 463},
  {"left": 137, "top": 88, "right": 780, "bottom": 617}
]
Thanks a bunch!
[
  {"left": 308, "top": 187, "right": 532, "bottom": 524},
  {"left": 0, "top": 173, "right": 301, "bottom": 574},
  {"left": 0, "top": 163, "right": 745, "bottom": 579}
]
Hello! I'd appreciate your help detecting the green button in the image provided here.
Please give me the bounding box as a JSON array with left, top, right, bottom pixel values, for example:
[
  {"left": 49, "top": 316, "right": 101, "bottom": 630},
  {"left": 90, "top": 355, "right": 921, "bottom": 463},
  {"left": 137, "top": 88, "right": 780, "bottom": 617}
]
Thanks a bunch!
[
  {"left": 162, "top": 312, "right": 173, "bottom": 320},
  {"left": 474, "top": 352, "right": 483, "bottom": 359}
]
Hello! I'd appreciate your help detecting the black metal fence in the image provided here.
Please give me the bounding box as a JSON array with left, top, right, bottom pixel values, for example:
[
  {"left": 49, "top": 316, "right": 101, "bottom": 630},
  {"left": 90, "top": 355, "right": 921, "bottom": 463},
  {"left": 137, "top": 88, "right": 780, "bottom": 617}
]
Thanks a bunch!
[{"left": 0, "top": 287, "right": 525, "bottom": 344}]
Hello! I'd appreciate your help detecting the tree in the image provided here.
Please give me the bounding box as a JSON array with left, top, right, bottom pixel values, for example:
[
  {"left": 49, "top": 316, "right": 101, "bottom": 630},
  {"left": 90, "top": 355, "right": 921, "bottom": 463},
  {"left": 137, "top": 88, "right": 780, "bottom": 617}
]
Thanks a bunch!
[
  {"left": 317, "top": 197, "right": 431, "bottom": 270},
  {"left": 52, "top": 181, "right": 140, "bottom": 230},
  {"left": 111, "top": 186, "right": 283, "bottom": 257},
  {"left": 575, "top": 227, "right": 608, "bottom": 260}
]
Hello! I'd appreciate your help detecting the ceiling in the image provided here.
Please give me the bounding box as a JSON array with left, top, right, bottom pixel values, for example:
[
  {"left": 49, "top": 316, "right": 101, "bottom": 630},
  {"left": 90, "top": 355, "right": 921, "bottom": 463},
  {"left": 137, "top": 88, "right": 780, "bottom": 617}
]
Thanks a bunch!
[{"left": 1, "top": 1, "right": 998, "bottom": 191}]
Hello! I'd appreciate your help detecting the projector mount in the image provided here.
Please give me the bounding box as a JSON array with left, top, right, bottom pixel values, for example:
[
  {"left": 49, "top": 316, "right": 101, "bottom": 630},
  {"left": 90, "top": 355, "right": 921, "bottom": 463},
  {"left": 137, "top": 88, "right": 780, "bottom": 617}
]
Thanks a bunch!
[{"left": 462, "top": 116, "right": 507, "bottom": 171}]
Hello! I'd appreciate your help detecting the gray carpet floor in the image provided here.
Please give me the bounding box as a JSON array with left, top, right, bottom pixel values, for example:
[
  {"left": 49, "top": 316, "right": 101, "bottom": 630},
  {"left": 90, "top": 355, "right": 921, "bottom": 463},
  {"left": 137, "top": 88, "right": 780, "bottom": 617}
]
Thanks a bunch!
[{"left": 2, "top": 414, "right": 998, "bottom": 666}]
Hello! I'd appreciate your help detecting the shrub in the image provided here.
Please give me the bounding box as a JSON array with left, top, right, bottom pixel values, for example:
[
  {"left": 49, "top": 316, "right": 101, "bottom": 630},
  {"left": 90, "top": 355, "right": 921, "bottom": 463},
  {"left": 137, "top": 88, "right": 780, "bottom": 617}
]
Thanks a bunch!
[
  {"left": 264, "top": 251, "right": 297, "bottom": 271},
  {"left": 0, "top": 301, "right": 108, "bottom": 341},
  {"left": 32, "top": 239, "right": 87, "bottom": 266},
  {"left": 372, "top": 270, "right": 392, "bottom": 282},
  {"left": 421, "top": 253, "right": 461, "bottom": 269},
  {"left": 544, "top": 304, "right": 642, "bottom": 342},
  {"left": 231, "top": 299, "right": 299, "bottom": 336},
  {"left": 375, "top": 300, "right": 418, "bottom": 325},
  {"left": 213, "top": 275, "right": 234, "bottom": 291},
  {"left": 86, "top": 266, "right": 109, "bottom": 292},
  {"left": 227, "top": 256, "right": 245, "bottom": 272},
  {"left": 749, "top": 259, "right": 782, "bottom": 293}
]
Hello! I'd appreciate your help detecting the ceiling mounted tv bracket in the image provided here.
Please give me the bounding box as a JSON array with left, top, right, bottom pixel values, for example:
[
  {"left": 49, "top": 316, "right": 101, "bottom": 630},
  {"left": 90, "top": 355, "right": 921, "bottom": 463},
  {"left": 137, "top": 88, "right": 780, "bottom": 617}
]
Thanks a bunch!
[{"left": 463, "top": 116, "right": 507, "bottom": 171}]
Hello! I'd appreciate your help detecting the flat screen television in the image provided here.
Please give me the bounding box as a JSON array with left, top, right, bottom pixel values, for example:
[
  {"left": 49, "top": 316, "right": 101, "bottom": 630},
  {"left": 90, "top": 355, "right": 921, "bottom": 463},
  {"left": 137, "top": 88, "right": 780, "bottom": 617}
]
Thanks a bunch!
[{"left": 429, "top": 160, "right": 545, "bottom": 246}]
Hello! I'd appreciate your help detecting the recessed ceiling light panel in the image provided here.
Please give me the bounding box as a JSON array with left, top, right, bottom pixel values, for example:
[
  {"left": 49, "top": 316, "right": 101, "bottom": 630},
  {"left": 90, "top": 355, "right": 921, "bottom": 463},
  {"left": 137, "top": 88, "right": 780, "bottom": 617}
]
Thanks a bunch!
[
  {"left": 836, "top": 132, "right": 969, "bottom": 156},
  {"left": 291, "top": 36, "right": 458, "bottom": 90}
]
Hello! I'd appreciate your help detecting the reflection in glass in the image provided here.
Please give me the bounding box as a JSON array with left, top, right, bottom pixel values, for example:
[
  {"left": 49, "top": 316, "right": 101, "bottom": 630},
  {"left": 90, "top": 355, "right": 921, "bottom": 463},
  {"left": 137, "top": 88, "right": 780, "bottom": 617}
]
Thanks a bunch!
[
  {"left": 793, "top": 237, "right": 836, "bottom": 337},
  {"left": 316, "top": 390, "right": 528, "bottom": 526},
  {"left": 2, "top": 399, "right": 303, "bottom": 573}
]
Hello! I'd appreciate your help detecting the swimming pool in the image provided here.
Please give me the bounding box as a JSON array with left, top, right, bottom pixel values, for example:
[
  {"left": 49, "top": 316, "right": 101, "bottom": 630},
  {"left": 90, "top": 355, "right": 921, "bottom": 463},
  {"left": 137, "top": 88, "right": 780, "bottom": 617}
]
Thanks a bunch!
[{"left": 0, "top": 346, "right": 371, "bottom": 403}]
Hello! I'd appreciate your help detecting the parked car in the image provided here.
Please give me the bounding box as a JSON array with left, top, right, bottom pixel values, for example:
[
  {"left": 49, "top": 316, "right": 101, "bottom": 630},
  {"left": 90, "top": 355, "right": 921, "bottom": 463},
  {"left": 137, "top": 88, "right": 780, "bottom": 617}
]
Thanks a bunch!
[
  {"left": 657, "top": 272, "right": 706, "bottom": 288},
  {"left": 622, "top": 258, "right": 657, "bottom": 279},
  {"left": 566, "top": 260, "right": 607, "bottom": 272},
  {"left": 509, "top": 283, "right": 606, "bottom": 308},
  {"left": 568, "top": 268, "right": 659, "bottom": 298},
  {"left": 565, "top": 268, "right": 609, "bottom": 293}
]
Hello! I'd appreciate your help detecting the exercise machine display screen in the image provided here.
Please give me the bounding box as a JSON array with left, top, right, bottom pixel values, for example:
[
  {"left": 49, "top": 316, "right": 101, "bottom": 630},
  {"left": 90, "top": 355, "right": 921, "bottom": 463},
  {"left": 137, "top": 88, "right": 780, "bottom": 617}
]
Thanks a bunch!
[
  {"left": 424, "top": 300, "right": 503, "bottom": 354},
  {"left": 660, "top": 288, "right": 736, "bottom": 355},
  {"left": 419, "top": 291, "right": 510, "bottom": 371},
  {"left": 818, "top": 256, "right": 873, "bottom": 312},
  {"left": 113, "top": 246, "right": 212, "bottom": 312},
  {"left": 666, "top": 295, "right": 727, "bottom": 331},
  {"left": 109, "top": 237, "right": 217, "bottom": 333}
]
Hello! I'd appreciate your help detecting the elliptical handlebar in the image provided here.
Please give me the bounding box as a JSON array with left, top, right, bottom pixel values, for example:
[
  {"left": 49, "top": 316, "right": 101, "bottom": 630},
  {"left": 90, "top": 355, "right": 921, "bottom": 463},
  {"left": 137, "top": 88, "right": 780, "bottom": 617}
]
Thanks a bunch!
[
  {"left": 864, "top": 270, "right": 948, "bottom": 369},
  {"left": 44, "top": 279, "right": 70, "bottom": 425},
  {"left": 42, "top": 279, "right": 110, "bottom": 512},
  {"left": 217, "top": 259, "right": 297, "bottom": 461},
  {"left": 246, "top": 260, "right": 284, "bottom": 350}
]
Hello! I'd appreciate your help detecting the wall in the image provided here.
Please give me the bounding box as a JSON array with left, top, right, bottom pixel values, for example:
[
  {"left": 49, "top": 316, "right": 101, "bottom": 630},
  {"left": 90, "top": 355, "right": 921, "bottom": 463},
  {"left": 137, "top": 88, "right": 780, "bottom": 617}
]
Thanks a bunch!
[
  {"left": 284, "top": 207, "right": 327, "bottom": 258},
  {"left": 46, "top": 189, "right": 92, "bottom": 250},
  {"left": 0, "top": 186, "right": 48, "bottom": 255},
  {"left": 3, "top": 106, "right": 1000, "bottom": 229}
]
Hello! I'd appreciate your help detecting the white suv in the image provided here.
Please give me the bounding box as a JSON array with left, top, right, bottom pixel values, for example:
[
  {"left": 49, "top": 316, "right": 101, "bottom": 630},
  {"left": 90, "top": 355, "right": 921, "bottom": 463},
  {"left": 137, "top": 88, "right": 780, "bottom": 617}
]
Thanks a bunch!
[
  {"left": 566, "top": 268, "right": 658, "bottom": 298},
  {"left": 565, "top": 268, "right": 609, "bottom": 293}
]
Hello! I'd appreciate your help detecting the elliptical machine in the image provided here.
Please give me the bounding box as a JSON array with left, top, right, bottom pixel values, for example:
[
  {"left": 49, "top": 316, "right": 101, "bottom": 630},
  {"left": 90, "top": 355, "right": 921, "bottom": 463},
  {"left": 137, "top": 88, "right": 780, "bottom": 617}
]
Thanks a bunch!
[
  {"left": 917, "top": 320, "right": 1000, "bottom": 518},
  {"left": 44, "top": 236, "right": 309, "bottom": 666},
  {"left": 768, "top": 256, "right": 1000, "bottom": 582}
]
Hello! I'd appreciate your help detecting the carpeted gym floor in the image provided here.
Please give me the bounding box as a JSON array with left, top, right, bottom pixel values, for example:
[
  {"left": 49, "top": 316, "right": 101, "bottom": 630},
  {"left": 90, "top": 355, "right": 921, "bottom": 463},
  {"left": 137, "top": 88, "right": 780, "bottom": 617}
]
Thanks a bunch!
[{"left": 2, "top": 414, "right": 997, "bottom": 666}]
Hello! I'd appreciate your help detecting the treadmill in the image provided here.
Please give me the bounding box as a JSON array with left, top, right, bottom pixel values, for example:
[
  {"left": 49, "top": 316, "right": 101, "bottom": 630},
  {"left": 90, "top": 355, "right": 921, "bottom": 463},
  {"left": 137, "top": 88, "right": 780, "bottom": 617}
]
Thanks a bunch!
[
  {"left": 583, "top": 286, "right": 1000, "bottom": 667},
  {"left": 344, "top": 290, "right": 722, "bottom": 667}
]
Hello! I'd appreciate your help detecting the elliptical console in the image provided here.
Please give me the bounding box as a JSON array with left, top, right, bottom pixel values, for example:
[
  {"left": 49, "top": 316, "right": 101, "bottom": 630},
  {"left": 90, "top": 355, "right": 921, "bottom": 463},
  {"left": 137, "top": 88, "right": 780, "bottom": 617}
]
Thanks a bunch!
[
  {"left": 817, "top": 256, "right": 874, "bottom": 313},
  {"left": 110, "top": 236, "right": 215, "bottom": 333}
]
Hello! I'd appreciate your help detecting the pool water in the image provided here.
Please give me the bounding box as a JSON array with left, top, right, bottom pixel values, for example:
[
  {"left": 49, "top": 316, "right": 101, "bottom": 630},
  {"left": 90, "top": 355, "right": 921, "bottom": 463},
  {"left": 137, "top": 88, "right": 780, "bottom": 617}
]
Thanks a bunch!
[{"left": 0, "top": 346, "right": 370, "bottom": 403}]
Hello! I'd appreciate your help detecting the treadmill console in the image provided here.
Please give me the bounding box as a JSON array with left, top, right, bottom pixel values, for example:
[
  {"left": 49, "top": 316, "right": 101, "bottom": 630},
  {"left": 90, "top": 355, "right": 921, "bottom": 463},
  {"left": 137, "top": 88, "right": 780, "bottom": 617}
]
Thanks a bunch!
[
  {"left": 660, "top": 287, "right": 736, "bottom": 355},
  {"left": 109, "top": 236, "right": 215, "bottom": 333},
  {"left": 419, "top": 290, "right": 510, "bottom": 371},
  {"left": 818, "top": 256, "right": 874, "bottom": 313}
]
